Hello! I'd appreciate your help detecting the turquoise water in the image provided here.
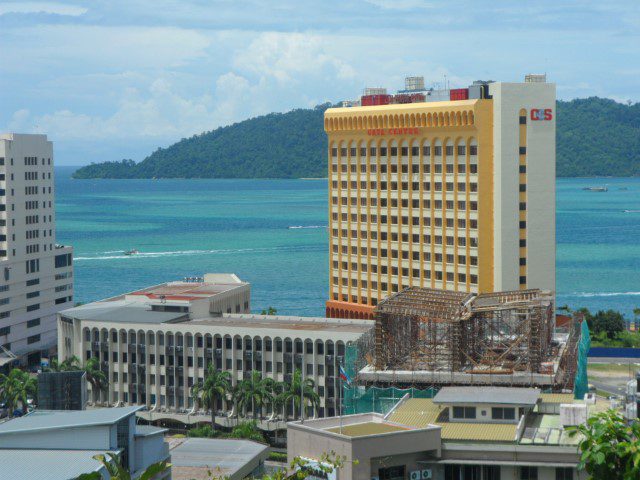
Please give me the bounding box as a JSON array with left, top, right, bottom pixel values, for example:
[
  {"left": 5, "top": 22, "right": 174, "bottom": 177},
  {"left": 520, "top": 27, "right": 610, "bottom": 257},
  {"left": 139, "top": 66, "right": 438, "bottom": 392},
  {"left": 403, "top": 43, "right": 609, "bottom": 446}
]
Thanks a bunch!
[{"left": 55, "top": 167, "right": 640, "bottom": 318}]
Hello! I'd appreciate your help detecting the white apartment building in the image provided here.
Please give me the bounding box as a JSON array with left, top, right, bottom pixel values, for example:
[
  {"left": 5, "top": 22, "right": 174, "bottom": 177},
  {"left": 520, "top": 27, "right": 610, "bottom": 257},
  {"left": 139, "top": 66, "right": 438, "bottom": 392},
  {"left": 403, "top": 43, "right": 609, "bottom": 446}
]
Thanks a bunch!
[
  {"left": 0, "top": 133, "right": 73, "bottom": 366},
  {"left": 57, "top": 275, "right": 373, "bottom": 421}
]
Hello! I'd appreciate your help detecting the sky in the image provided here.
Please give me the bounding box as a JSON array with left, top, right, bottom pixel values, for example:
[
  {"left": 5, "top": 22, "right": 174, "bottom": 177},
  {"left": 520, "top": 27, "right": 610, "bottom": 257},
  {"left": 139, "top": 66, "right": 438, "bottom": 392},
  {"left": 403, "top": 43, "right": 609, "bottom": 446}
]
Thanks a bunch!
[{"left": 0, "top": 1, "right": 638, "bottom": 166}]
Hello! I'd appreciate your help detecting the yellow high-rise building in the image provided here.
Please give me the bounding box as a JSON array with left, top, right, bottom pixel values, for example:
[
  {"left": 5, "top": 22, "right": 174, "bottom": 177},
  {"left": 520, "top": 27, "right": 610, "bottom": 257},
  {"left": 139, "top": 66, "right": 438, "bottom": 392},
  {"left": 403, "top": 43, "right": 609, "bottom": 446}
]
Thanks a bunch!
[{"left": 325, "top": 79, "right": 556, "bottom": 319}]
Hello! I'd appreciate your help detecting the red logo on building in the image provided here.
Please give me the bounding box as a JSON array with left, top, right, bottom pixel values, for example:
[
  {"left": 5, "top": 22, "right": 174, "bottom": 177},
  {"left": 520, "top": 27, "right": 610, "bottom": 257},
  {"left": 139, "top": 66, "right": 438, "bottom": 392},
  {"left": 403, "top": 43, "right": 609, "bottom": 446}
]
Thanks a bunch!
[{"left": 530, "top": 109, "right": 553, "bottom": 121}]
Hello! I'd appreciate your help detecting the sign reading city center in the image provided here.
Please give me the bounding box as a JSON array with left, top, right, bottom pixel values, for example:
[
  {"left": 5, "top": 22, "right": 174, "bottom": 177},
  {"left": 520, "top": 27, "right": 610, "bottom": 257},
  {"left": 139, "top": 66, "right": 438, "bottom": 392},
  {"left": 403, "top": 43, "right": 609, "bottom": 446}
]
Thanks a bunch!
[{"left": 367, "top": 127, "right": 420, "bottom": 136}]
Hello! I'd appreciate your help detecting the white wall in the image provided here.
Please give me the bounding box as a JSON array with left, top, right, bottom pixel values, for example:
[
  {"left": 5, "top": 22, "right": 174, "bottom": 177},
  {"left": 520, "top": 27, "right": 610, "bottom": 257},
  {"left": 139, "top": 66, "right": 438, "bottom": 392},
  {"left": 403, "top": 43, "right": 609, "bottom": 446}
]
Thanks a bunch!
[{"left": 489, "top": 83, "right": 556, "bottom": 294}]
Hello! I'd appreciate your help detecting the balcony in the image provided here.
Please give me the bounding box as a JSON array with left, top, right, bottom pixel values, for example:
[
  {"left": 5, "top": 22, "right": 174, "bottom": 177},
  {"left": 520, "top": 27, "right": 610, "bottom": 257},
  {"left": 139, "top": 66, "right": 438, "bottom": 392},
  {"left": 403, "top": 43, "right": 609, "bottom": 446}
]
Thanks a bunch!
[
  {"left": 128, "top": 344, "right": 137, "bottom": 353},
  {"left": 92, "top": 341, "right": 100, "bottom": 349},
  {"left": 283, "top": 353, "right": 293, "bottom": 362},
  {"left": 243, "top": 371, "right": 252, "bottom": 380},
  {"left": 166, "top": 366, "right": 175, "bottom": 374},
  {"left": 100, "top": 342, "right": 109, "bottom": 351},
  {"left": 166, "top": 346, "right": 175, "bottom": 355},
  {"left": 137, "top": 384, "right": 146, "bottom": 394},
  {"left": 283, "top": 374, "right": 293, "bottom": 384},
  {"left": 167, "top": 386, "right": 175, "bottom": 395},
  {"left": 138, "top": 344, "right": 146, "bottom": 353},
  {"left": 325, "top": 355, "right": 334, "bottom": 364},
  {"left": 206, "top": 348, "right": 213, "bottom": 355},
  {"left": 294, "top": 353, "right": 303, "bottom": 362},
  {"left": 255, "top": 351, "right": 262, "bottom": 361},
  {"left": 243, "top": 351, "right": 253, "bottom": 360},
  {"left": 176, "top": 346, "right": 184, "bottom": 354},
  {"left": 214, "top": 348, "right": 222, "bottom": 358}
]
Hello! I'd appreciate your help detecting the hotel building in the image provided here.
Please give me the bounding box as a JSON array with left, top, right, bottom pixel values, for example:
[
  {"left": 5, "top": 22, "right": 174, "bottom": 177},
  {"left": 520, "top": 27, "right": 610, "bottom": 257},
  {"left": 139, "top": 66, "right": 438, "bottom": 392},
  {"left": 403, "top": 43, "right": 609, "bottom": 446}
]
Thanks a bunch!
[
  {"left": 57, "top": 274, "right": 373, "bottom": 421},
  {"left": 325, "top": 76, "right": 556, "bottom": 319},
  {"left": 0, "top": 133, "right": 74, "bottom": 366}
]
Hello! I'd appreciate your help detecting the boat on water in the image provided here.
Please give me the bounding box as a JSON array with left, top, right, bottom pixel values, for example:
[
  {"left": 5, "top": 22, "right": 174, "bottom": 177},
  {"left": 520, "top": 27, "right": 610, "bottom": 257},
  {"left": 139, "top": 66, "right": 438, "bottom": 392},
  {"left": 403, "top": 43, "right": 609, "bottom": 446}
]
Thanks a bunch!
[
  {"left": 123, "top": 249, "right": 139, "bottom": 256},
  {"left": 582, "top": 186, "right": 608, "bottom": 192}
]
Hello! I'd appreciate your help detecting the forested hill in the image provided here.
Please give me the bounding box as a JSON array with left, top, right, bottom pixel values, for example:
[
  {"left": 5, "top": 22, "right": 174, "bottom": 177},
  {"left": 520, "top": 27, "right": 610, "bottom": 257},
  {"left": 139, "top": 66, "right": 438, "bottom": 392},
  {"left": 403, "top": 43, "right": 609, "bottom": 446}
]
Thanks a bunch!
[{"left": 72, "top": 97, "right": 640, "bottom": 179}]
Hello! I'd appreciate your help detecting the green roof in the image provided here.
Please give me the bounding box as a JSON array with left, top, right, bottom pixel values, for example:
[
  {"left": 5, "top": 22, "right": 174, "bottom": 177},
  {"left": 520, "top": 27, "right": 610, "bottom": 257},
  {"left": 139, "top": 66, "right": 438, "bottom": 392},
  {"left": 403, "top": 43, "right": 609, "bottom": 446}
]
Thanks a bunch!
[{"left": 326, "top": 422, "right": 410, "bottom": 437}]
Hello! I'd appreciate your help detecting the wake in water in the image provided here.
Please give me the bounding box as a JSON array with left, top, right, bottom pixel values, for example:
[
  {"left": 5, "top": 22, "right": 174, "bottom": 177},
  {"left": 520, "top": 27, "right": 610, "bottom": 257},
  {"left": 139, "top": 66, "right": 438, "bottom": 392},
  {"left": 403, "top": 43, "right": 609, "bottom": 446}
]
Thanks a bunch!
[
  {"left": 74, "top": 245, "right": 322, "bottom": 261},
  {"left": 287, "top": 225, "right": 327, "bottom": 229},
  {"left": 569, "top": 291, "right": 640, "bottom": 298}
]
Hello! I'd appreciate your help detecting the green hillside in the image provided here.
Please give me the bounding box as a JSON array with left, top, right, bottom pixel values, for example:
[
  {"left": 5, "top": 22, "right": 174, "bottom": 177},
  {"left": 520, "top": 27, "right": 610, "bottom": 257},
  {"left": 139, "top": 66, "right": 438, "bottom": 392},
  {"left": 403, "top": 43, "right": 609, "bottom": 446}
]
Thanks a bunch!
[{"left": 73, "top": 97, "right": 640, "bottom": 179}]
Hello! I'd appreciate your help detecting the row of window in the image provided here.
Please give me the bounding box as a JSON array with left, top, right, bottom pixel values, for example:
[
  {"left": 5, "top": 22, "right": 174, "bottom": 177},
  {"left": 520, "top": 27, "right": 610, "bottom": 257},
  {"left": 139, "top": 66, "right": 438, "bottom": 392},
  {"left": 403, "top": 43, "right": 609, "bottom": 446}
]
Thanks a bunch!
[
  {"left": 332, "top": 163, "right": 478, "bottom": 175},
  {"left": 333, "top": 253, "right": 478, "bottom": 271},
  {"left": 333, "top": 234, "right": 478, "bottom": 251},
  {"left": 331, "top": 145, "right": 478, "bottom": 158},
  {"left": 333, "top": 271, "right": 478, "bottom": 287},
  {"left": 332, "top": 225, "right": 478, "bottom": 241},
  {"left": 24, "top": 157, "right": 51, "bottom": 166},
  {"left": 27, "top": 318, "right": 40, "bottom": 328},
  {"left": 333, "top": 181, "right": 478, "bottom": 193}
]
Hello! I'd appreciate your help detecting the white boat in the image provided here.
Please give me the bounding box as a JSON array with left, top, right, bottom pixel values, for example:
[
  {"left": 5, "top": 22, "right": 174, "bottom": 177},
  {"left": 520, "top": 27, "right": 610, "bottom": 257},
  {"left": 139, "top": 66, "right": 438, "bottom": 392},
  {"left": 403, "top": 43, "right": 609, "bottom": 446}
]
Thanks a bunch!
[
  {"left": 123, "top": 249, "right": 139, "bottom": 256},
  {"left": 582, "top": 186, "right": 608, "bottom": 192}
]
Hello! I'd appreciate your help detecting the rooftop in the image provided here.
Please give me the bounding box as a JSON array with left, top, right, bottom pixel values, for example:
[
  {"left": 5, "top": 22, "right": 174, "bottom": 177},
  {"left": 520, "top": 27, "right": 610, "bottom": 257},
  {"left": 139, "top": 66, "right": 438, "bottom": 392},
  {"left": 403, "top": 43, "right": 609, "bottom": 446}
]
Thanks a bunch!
[
  {"left": 325, "top": 422, "right": 410, "bottom": 437},
  {"left": 387, "top": 398, "right": 518, "bottom": 442},
  {"left": 61, "top": 301, "right": 188, "bottom": 324},
  {"left": 433, "top": 387, "right": 541, "bottom": 406},
  {"left": 170, "top": 438, "right": 268, "bottom": 480},
  {"left": 192, "top": 314, "right": 374, "bottom": 334},
  {"left": 126, "top": 276, "right": 246, "bottom": 303},
  {"left": 0, "top": 449, "right": 109, "bottom": 480},
  {"left": 0, "top": 406, "right": 141, "bottom": 435},
  {"left": 62, "top": 301, "right": 374, "bottom": 335}
]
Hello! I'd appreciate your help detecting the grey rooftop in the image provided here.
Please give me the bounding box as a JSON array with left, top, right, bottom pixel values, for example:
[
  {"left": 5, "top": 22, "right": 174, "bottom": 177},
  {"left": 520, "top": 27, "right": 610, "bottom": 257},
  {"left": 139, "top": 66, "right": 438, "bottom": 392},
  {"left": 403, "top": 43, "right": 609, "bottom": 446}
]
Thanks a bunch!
[
  {"left": 170, "top": 438, "right": 268, "bottom": 479},
  {"left": 433, "top": 387, "right": 542, "bottom": 406},
  {"left": 0, "top": 406, "right": 142, "bottom": 435},
  {"left": 0, "top": 449, "right": 109, "bottom": 480},
  {"left": 60, "top": 301, "right": 188, "bottom": 324}
]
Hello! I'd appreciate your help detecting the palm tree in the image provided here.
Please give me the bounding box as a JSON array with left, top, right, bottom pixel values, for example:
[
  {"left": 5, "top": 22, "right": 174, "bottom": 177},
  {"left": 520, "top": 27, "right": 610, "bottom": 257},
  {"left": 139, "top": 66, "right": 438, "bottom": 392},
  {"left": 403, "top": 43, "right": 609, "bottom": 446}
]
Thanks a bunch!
[
  {"left": 84, "top": 357, "right": 108, "bottom": 404},
  {"left": 277, "top": 369, "right": 320, "bottom": 421},
  {"left": 0, "top": 368, "right": 37, "bottom": 417},
  {"left": 46, "top": 355, "right": 81, "bottom": 372},
  {"left": 190, "top": 365, "right": 231, "bottom": 430},
  {"left": 233, "top": 372, "right": 274, "bottom": 419},
  {"left": 633, "top": 307, "right": 640, "bottom": 331},
  {"left": 76, "top": 452, "right": 170, "bottom": 480}
]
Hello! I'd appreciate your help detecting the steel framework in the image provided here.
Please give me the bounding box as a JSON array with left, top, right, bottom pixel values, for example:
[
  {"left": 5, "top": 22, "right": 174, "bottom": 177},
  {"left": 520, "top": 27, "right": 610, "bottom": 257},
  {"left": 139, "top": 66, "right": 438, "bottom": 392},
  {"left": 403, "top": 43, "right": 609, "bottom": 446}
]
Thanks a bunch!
[{"left": 371, "top": 287, "right": 556, "bottom": 376}]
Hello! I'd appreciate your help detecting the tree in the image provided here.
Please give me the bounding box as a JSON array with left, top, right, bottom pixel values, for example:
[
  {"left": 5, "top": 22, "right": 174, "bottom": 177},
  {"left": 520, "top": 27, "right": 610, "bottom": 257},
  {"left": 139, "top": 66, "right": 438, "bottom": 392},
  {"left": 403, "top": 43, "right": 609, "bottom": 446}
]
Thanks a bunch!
[
  {"left": 591, "top": 310, "right": 626, "bottom": 339},
  {"left": 260, "top": 307, "right": 277, "bottom": 316},
  {"left": 206, "top": 451, "right": 346, "bottom": 480},
  {"left": 277, "top": 369, "right": 320, "bottom": 421},
  {"left": 76, "top": 452, "right": 170, "bottom": 480},
  {"left": 567, "top": 409, "right": 640, "bottom": 480},
  {"left": 0, "top": 368, "right": 37, "bottom": 417},
  {"left": 46, "top": 355, "right": 81, "bottom": 372},
  {"left": 84, "top": 357, "right": 108, "bottom": 403},
  {"left": 233, "top": 371, "right": 275, "bottom": 419},
  {"left": 191, "top": 365, "right": 231, "bottom": 430}
]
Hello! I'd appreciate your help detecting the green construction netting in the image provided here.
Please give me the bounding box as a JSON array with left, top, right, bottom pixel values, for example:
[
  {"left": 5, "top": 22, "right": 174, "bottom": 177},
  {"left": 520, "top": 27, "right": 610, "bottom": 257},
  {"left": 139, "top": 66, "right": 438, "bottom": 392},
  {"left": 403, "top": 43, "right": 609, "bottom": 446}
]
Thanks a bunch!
[
  {"left": 574, "top": 320, "right": 591, "bottom": 399},
  {"left": 343, "top": 342, "right": 437, "bottom": 415}
]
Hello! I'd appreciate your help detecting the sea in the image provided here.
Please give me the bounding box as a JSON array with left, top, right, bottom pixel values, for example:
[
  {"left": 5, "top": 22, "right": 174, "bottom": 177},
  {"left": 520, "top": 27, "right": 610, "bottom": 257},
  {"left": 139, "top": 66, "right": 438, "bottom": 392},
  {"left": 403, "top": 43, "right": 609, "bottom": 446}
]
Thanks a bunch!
[{"left": 55, "top": 167, "right": 640, "bottom": 320}]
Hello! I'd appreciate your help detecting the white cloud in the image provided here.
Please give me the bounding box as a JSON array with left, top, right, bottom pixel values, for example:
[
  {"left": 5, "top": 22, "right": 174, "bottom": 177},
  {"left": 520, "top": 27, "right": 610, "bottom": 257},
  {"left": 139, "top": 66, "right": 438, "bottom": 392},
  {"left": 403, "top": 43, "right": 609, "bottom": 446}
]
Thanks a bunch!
[
  {"left": 363, "top": 0, "right": 432, "bottom": 10},
  {"left": 0, "top": 2, "right": 87, "bottom": 16},
  {"left": 234, "top": 32, "right": 355, "bottom": 83}
]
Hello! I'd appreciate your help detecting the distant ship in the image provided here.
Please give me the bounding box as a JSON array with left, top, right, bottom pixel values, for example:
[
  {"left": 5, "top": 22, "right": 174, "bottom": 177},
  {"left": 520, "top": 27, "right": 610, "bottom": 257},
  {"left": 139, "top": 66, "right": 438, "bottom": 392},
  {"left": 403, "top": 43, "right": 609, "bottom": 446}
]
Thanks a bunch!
[
  {"left": 582, "top": 186, "right": 608, "bottom": 192},
  {"left": 123, "top": 249, "right": 139, "bottom": 256}
]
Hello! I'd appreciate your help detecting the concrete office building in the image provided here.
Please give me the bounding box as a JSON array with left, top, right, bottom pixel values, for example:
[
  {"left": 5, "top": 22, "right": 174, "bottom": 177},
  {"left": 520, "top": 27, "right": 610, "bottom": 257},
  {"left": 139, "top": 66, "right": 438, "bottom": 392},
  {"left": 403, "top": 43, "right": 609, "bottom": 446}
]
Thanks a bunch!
[
  {"left": 0, "top": 133, "right": 74, "bottom": 366},
  {"left": 57, "top": 275, "right": 373, "bottom": 421},
  {"left": 324, "top": 76, "right": 555, "bottom": 319},
  {"left": 288, "top": 386, "right": 593, "bottom": 480},
  {"left": 0, "top": 406, "right": 170, "bottom": 479}
]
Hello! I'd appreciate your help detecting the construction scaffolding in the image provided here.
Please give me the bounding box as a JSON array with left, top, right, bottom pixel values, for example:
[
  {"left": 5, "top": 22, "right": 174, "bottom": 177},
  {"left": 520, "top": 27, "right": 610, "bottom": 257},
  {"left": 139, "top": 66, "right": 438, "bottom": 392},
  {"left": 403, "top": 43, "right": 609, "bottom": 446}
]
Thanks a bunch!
[{"left": 351, "top": 287, "right": 580, "bottom": 391}]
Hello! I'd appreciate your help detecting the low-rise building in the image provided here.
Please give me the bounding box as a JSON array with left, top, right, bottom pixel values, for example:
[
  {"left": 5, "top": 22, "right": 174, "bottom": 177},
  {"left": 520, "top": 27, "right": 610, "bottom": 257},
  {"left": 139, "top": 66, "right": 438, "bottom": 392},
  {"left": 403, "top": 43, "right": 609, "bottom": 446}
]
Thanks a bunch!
[
  {"left": 57, "top": 275, "right": 374, "bottom": 423},
  {"left": 170, "top": 437, "right": 268, "bottom": 480},
  {"left": 288, "top": 386, "right": 595, "bottom": 480},
  {"left": 0, "top": 406, "right": 170, "bottom": 479}
]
